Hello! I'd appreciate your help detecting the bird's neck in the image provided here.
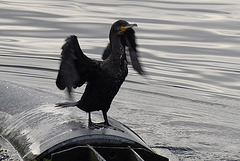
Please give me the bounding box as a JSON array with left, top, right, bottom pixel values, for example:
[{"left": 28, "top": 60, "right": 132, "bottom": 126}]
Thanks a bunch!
[{"left": 109, "top": 34, "right": 123, "bottom": 60}]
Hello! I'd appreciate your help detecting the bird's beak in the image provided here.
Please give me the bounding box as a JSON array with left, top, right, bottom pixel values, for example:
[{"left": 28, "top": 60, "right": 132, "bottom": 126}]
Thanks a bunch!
[{"left": 121, "top": 24, "right": 137, "bottom": 31}]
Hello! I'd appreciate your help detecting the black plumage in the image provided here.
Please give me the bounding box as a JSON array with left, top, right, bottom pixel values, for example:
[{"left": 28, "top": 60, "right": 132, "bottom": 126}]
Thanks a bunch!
[
  {"left": 56, "top": 20, "right": 144, "bottom": 128},
  {"left": 102, "top": 27, "right": 144, "bottom": 75}
]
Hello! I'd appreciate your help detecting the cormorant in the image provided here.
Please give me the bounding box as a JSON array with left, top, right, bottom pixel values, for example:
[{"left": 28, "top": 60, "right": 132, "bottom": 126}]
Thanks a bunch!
[
  {"left": 56, "top": 20, "right": 143, "bottom": 128},
  {"left": 102, "top": 25, "right": 144, "bottom": 75}
]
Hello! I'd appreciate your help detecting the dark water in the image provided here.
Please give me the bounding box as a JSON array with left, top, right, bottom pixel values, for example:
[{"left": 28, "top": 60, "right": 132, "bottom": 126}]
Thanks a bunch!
[{"left": 0, "top": 0, "right": 240, "bottom": 160}]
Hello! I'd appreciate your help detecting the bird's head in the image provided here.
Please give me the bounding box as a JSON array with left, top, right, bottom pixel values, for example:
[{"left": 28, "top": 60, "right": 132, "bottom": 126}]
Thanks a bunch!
[{"left": 111, "top": 20, "right": 137, "bottom": 36}]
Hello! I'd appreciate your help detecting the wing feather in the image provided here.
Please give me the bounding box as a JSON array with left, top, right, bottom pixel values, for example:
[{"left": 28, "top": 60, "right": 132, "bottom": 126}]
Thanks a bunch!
[
  {"left": 124, "top": 29, "right": 145, "bottom": 75},
  {"left": 102, "top": 28, "right": 145, "bottom": 75},
  {"left": 102, "top": 43, "right": 111, "bottom": 60},
  {"left": 56, "top": 35, "right": 100, "bottom": 94}
]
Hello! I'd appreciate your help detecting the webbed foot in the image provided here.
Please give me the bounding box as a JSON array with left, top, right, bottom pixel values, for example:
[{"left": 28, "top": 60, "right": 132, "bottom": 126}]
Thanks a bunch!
[{"left": 88, "top": 121, "right": 110, "bottom": 129}]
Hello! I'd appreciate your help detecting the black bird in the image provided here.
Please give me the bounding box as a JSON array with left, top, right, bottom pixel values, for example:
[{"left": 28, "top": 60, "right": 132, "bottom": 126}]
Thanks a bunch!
[
  {"left": 56, "top": 20, "right": 143, "bottom": 128},
  {"left": 102, "top": 26, "right": 144, "bottom": 75}
]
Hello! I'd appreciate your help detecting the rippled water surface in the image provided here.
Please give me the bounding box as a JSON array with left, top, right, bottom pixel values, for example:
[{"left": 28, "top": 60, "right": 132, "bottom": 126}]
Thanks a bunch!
[{"left": 1, "top": 0, "right": 240, "bottom": 160}]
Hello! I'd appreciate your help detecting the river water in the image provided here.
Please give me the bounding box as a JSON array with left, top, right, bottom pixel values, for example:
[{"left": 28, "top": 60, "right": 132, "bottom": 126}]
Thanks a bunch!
[{"left": 0, "top": 0, "right": 240, "bottom": 160}]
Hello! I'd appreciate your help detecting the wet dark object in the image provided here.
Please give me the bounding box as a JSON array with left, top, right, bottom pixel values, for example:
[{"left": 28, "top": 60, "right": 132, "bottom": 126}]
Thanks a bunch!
[
  {"left": 56, "top": 20, "right": 143, "bottom": 127},
  {"left": 0, "top": 80, "right": 170, "bottom": 160},
  {"left": 102, "top": 24, "right": 144, "bottom": 75}
]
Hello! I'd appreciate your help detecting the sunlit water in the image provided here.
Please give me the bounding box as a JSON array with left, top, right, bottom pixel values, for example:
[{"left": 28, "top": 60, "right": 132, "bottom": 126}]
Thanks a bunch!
[{"left": 1, "top": 0, "right": 240, "bottom": 160}]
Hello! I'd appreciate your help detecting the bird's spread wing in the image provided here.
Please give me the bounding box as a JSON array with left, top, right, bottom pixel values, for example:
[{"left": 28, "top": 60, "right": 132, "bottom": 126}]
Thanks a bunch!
[
  {"left": 102, "top": 28, "right": 145, "bottom": 75},
  {"left": 56, "top": 35, "right": 100, "bottom": 94},
  {"left": 102, "top": 43, "right": 111, "bottom": 60},
  {"left": 124, "top": 28, "right": 145, "bottom": 75}
]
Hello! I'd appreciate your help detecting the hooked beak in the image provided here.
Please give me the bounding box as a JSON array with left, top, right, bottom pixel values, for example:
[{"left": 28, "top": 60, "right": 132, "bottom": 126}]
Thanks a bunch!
[{"left": 121, "top": 24, "right": 137, "bottom": 31}]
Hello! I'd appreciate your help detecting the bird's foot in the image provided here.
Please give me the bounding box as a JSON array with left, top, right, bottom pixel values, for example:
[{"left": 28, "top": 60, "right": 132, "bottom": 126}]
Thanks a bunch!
[
  {"left": 88, "top": 122, "right": 124, "bottom": 132},
  {"left": 88, "top": 121, "right": 110, "bottom": 129},
  {"left": 55, "top": 102, "right": 77, "bottom": 108}
]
